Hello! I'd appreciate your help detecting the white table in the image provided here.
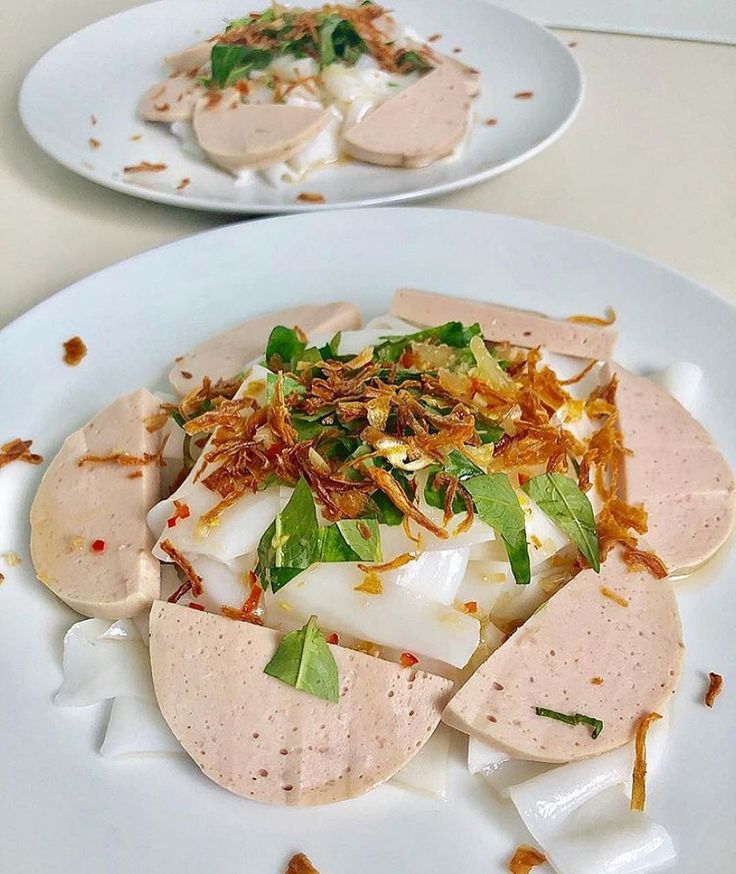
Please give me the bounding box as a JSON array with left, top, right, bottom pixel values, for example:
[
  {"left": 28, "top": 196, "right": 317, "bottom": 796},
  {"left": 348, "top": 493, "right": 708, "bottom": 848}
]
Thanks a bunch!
[{"left": 2, "top": 0, "right": 735, "bottom": 328}]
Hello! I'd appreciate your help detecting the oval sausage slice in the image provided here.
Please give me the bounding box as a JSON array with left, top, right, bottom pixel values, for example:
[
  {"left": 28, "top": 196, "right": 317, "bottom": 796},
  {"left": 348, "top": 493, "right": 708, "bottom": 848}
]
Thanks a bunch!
[
  {"left": 610, "top": 363, "right": 736, "bottom": 572},
  {"left": 170, "top": 302, "right": 362, "bottom": 395},
  {"left": 164, "top": 41, "right": 212, "bottom": 75},
  {"left": 138, "top": 77, "right": 202, "bottom": 123},
  {"left": 30, "top": 389, "right": 162, "bottom": 619},
  {"left": 149, "top": 602, "right": 453, "bottom": 805},
  {"left": 441, "top": 547, "right": 684, "bottom": 762},
  {"left": 192, "top": 96, "right": 330, "bottom": 174},
  {"left": 342, "top": 64, "right": 470, "bottom": 168},
  {"left": 390, "top": 288, "right": 617, "bottom": 359}
]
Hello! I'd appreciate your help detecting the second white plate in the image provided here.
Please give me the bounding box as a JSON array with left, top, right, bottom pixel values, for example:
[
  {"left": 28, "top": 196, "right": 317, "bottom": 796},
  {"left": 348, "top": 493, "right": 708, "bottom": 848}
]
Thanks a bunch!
[{"left": 19, "top": 0, "right": 582, "bottom": 213}]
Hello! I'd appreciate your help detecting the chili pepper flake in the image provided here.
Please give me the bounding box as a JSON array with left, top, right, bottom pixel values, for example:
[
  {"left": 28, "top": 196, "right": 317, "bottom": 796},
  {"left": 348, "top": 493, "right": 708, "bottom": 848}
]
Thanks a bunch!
[
  {"left": 508, "top": 845, "right": 546, "bottom": 873},
  {"left": 631, "top": 712, "right": 661, "bottom": 811},
  {"left": 167, "top": 500, "right": 191, "bottom": 528},
  {"left": 188, "top": 602, "right": 205, "bottom": 611},
  {"left": 326, "top": 632, "right": 340, "bottom": 645},
  {"left": 285, "top": 853, "right": 320, "bottom": 874},
  {"left": 296, "top": 192, "right": 325, "bottom": 204},
  {"left": 63, "top": 336, "right": 87, "bottom": 366},
  {"left": 705, "top": 672, "right": 723, "bottom": 708},
  {"left": 90, "top": 539, "right": 106, "bottom": 553},
  {"left": 400, "top": 652, "right": 418, "bottom": 668},
  {"left": 463, "top": 601, "right": 478, "bottom": 614},
  {"left": 0, "top": 438, "right": 43, "bottom": 470}
]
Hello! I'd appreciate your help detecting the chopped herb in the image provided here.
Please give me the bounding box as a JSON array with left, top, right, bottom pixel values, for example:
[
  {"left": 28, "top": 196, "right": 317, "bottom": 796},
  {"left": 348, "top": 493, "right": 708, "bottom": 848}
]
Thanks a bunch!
[
  {"left": 534, "top": 706, "right": 604, "bottom": 739},
  {"left": 265, "top": 324, "right": 307, "bottom": 371},
  {"left": 210, "top": 44, "right": 272, "bottom": 87},
  {"left": 464, "top": 474, "right": 530, "bottom": 584},
  {"left": 375, "top": 321, "right": 482, "bottom": 362},
  {"left": 318, "top": 331, "right": 342, "bottom": 360},
  {"left": 368, "top": 490, "right": 404, "bottom": 526},
  {"left": 523, "top": 473, "right": 600, "bottom": 572},
  {"left": 424, "top": 450, "right": 484, "bottom": 512},
  {"left": 395, "top": 50, "right": 433, "bottom": 73},
  {"left": 264, "top": 615, "right": 339, "bottom": 702},
  {"left": 318, "top": 15, "right": 366, "bottom": 67}
]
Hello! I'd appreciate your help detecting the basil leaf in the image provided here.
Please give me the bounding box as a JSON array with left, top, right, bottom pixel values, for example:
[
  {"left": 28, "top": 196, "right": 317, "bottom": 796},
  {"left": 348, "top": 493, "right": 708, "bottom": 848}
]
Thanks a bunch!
[
  {"left": 256, "top": 477, "right": 319, "bottom": 591},
  {"left": 335, "top": 519, "right": 382, "bottom": 561},
  {"left": 523, "top": 473, "right": 600, "bottom": 572},
  {"left": 375, "top": 321, "right": 482, "bottom": 362},
  {"left": 211, "top": 44, "right": 272, "bottom": 87},
  {"left": 464, "top": 474, "right": 530, "bottom": 584},
  {"left": 265, "top": 372, "right": 305, "bottom": 403},
  {"left": 319, "top": 331, "right": 342, "bottom": 360},
  {"left": 317, "top": 524, "right": 359, "bottom": 562},
  {"left": 369, "top": 490, "right": 404, "bottom": 526},
  {"left": 444, "top": 450, "right": 484, "bottom": 480},
  {"left": 265, "top": 325, "right": 307, "bottom": 370},
  {"left": 534, "top": 707, "right": 603, "bottom": 739},
  {"left": 476, "top": 418, "right": 505, "bottom": 445},
  {"left": 264, "top": 616, "right": 339, "bottom": 703},
  {"left": 225, "top": 15, "right": 252, "bottom": 31}
]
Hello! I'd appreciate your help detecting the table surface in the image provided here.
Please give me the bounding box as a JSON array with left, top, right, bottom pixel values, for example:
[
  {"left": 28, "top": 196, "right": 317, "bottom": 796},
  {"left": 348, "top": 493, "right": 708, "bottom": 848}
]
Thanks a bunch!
[{"left": 2, "top": 0, "right": 735, "bottom": 329}]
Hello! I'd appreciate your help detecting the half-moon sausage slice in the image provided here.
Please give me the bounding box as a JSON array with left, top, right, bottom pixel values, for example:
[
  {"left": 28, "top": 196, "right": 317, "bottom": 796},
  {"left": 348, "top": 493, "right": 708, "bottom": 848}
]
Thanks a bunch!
[
  {"left": 164, "top": 41, "right": 213, "bottom": 75},
  {"left": 138, "top": 77, "right": 203, "bottom": 123},
  {"left": 149, "top": 602, "right": 453, "bottom": 805},
  {"left": 30, "top": 389, "right": 162, "bottom": 619},
  {"left": 390, "top": 288, "right": 617, "bottom": 359},
  {"left": 192, "top": 96, "right": 330, "bottom": 174},
  {"left": 169, "top": 302, "right": 362, "bottom": 395},
  {"left": 441, "top": 548, "right": 683, "bottom": 762},
  {"left": 342, "top": 64, "right": 470, "bottom": 168},
  {"left": 610, "top": 363, "right": 736, "bottom": 572}
]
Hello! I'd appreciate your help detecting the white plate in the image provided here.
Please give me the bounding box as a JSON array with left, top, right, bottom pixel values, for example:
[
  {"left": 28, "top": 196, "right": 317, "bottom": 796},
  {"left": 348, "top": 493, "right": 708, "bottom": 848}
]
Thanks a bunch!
[
  {"left": 18, "top": 0, "right": 583, "bottom": 214},
  {"left": 0, "top": 209, "right": 732, "bottom": 873}
]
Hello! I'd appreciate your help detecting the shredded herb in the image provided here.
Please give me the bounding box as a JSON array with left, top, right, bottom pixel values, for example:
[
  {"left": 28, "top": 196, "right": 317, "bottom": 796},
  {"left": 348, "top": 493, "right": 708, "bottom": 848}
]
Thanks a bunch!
[
  {"left": 534, "top": 706, "right": 604, "bottom": 739},
  {"left": 264, "top": 615, "right": 339, "bottom": 702},
  {"left": 210, "top": 44, "right": 272, "bottom": 87}
]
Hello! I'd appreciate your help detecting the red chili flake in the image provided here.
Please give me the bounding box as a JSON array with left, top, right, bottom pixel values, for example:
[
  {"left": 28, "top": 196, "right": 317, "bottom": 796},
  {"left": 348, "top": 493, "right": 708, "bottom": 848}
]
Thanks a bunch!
[
  {"left": 188, "top": 602, "right": 205, "bottom": 611},
  {"left": 518, "top": 472, "right": 530, "bottom": 486},
  {"left": 326, "top": 632, "right": 340, "bottom": 645},
  {"left": 463, "top": 601, "right": 478, "bottom": 614},
  {"left": 90, "top": 539, "right": 106, "bottom": 553},
  {"left": 400, "top": 652, "right": 418, "bottom": 668},
  {"left": 167, "top": 500, "right": 191, "bottom": 528},
  {"left": 296, "top": 192, "right": 325, "bottom": 204},
  {"left": 63, "top": 336, "right": 87, "bottom": 366},
  {"left": 514, "top": 91, "right": 534, "bottom": 99},
  {"left": 88, "top": 138, "right": 101, "bottom": 149}
]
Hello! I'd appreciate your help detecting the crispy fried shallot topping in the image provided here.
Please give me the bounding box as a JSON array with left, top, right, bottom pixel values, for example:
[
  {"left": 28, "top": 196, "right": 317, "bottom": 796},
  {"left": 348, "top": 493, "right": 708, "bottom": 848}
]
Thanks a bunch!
[
  {"left": 705, "top": 672, "right": 723, "bottom": 708},
  {"left": 630, "top": 712, "right": 662, "bottom": 812},
  {"left": 160, "top": 539, "right": 203, "bottom": 598},
  {"left": 285, "top": 852, "right": 320, "bottom": 874},
  {"left": 0, "top": 438, "right": 43, "bottom": 470},
  {"left": 567, "top": 307, "right": 617, "bottom": 326}
]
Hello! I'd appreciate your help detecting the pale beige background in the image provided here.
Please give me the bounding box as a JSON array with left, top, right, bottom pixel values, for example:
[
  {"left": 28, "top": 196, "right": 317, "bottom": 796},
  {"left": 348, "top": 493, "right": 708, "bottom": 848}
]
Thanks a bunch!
[{"left": 2, "top": 0, "right": 735, "bottom": 328}]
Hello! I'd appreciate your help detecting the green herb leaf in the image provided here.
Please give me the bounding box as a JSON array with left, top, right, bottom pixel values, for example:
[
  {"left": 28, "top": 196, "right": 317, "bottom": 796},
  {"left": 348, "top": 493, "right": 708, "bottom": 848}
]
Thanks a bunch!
[
  {"left": 265, "top": 325, "right": 307, "bottom": 371},
  {"left": 335, "top": 519, "right": 382, "bottom": 561},
  {"left": 318, "top": 15, "right": 366, "bottom": 67},
  {"left": 464, "top": 474, "right": 530, "bottom": 584},
  {"left": 210, "top": 44, "right": 273, "bottom": 87},
  {"left": 225, "top": 15, "right": 253, "bottom": 31},
  {"left": 265, "top": 372, "right": 305, "bottom": 403},
  {"left": 375, "top": 321, "right": 482, "bottom": 363},
  {"left": 534, "top": 707, "right": 604, "bottom": 739},
  {"left": 319, "top": 331, "right": 342, "bottom": 360},
  {"left": 475, "top": 418, "right": 505, "bottom": 445},
  {"left": 368, "top": 490, "right": 404, "bottom": 526},
  {"left": 264, "top": 615, "right": 339, "bottom": 703},
  {"left": 424, "top": 450, "right": 484, "bottom": 512},
  {"left": 523, "top": 473, "right": 600, "bottom": 572},
  {"left": 395, "top": 50, "right": 433, "bottom": 73},
  {"left": 317, "top": 524, "right": 359, "bottom": 562},
  {"left": 256, "top": 477, "right": 319, "bottom": 591}
]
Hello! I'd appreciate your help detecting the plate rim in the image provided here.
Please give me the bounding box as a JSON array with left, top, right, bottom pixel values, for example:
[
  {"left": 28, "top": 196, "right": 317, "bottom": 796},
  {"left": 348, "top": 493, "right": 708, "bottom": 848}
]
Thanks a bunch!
[{"left": 17, "top": 0, "right": 585, "bottom": 215}]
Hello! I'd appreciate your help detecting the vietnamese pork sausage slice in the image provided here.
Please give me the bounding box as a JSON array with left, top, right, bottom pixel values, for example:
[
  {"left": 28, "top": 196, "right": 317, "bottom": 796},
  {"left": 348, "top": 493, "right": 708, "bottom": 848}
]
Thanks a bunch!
[
  {"left": 149, "top": 602, "right": 453, "bottom": 805},
  {"left": 192, "top": 96, "right": 331, "bottom": 174},
  {"left": 30, "top": 389, "right": 162, "bottom": 619},
  {"left": 342, "top": 63, "right": 470, "bottom": 168},
  {"left": 138, "top": 77, "right": 203, "bottom": 123},
  {"left": 608, "top": 363, "right": 736, "bottom": 572},
  {"left": 391, "top": 288, "right": 617, "bottom": 359},
  {"left": 164, "top": 40, "right": 213, "bottom": 75},
  {"left": 170, "top": 302, "right": 362, "bottom": 395},
  {"left": 441, "top": 547, "right": 683, "bottom": 763}
]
